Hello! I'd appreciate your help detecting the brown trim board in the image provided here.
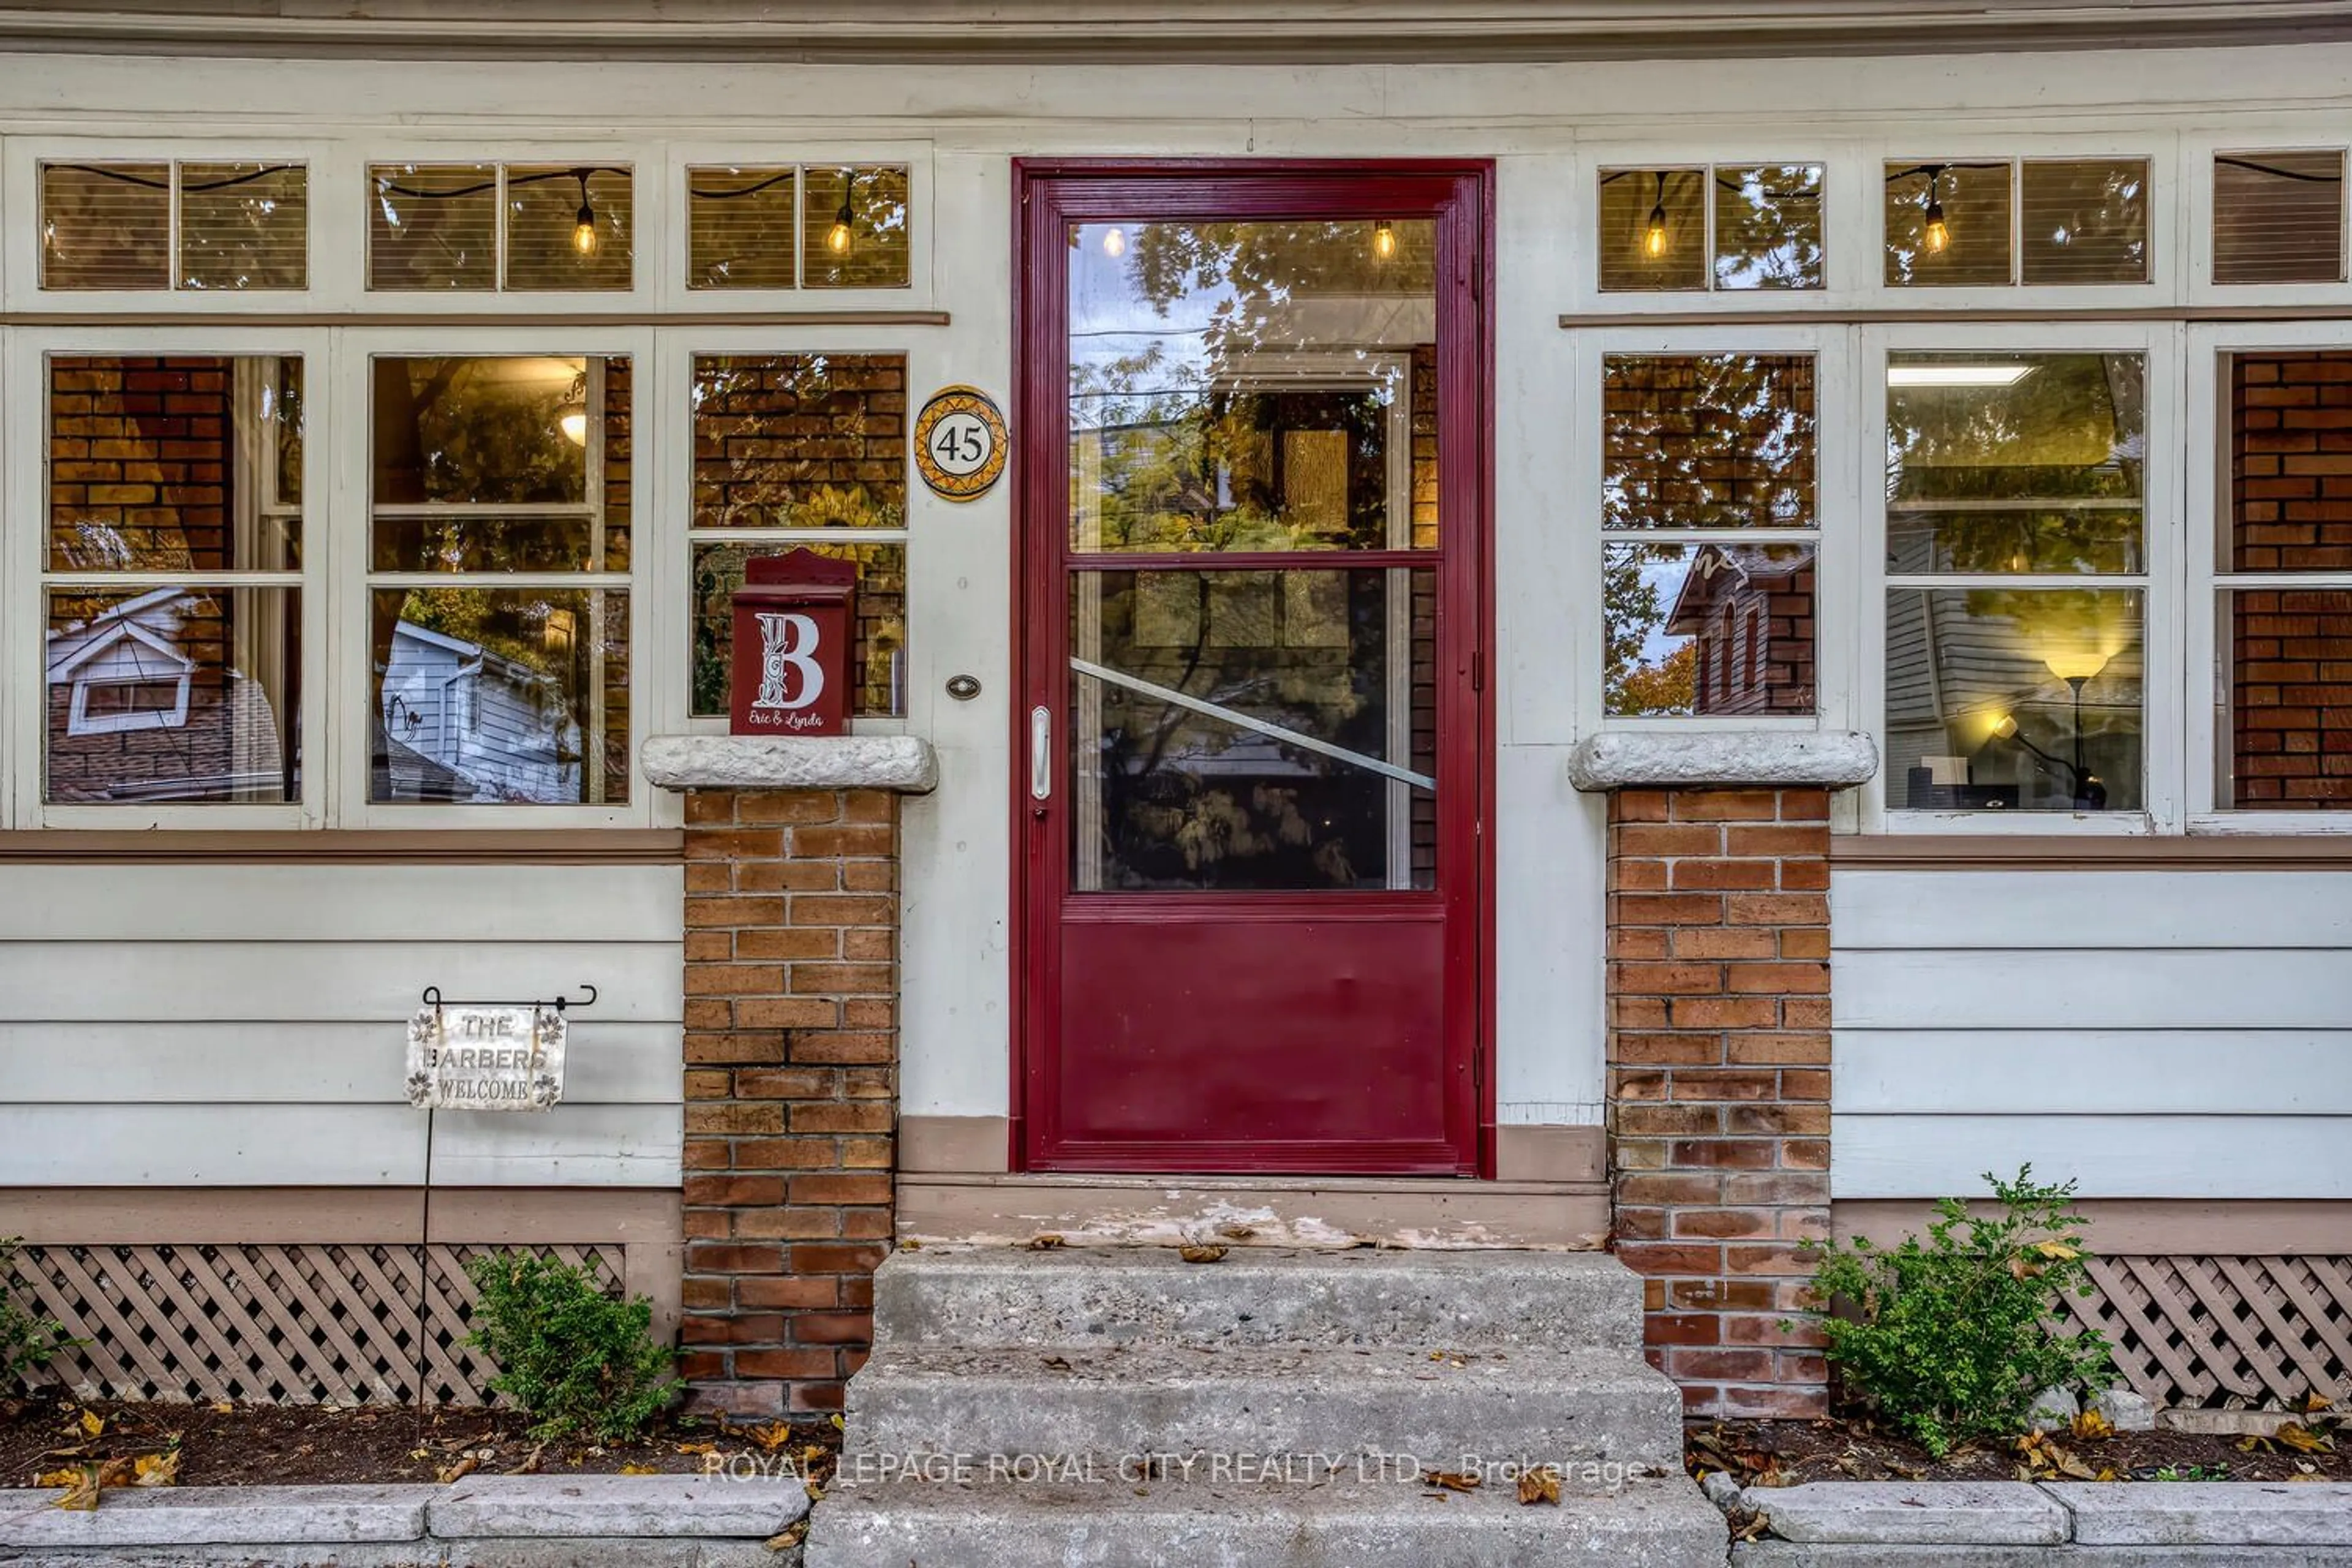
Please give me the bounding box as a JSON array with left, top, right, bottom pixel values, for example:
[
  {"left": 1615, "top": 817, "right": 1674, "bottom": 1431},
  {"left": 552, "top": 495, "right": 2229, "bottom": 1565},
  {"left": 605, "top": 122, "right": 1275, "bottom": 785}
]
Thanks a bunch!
[
  {"left": 1836, "top": 1199, "right": 2352, "bottom": 1254},
  {"left": 1833, "top": 835, "right": 2352, "bottom": 870}
]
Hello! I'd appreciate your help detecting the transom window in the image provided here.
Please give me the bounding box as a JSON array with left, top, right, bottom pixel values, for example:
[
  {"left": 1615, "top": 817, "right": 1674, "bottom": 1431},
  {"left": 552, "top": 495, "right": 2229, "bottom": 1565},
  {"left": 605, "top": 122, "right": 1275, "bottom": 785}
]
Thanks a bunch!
[
  {"left": 1596, "top": 164, "right": 1825, "bottom": 293},
  {"left": 1883, "top": 159, "right": 2150, "bottom": 287},
  {"left": 40, "top": 162, "right": 308, "bottom": 292}
]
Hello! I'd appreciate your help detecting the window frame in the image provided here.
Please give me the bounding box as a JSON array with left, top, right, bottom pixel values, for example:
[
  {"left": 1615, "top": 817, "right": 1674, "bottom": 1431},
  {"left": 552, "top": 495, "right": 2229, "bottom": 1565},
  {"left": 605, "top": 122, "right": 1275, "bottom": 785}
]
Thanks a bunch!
[
  {"left": 1855, "top": 318, "right": 2187, "bottom": 836},
  {"left": 7, "top": 326, "right": 334, "bottom": 829},
  {"left": 1575, "top": 322, "right": 1858, "bottom": 736},
  {"left": 334, "top": 325, "right": 661, "bottom": 828},
  {"left": 6, "top": 137, "right": 326, "bottom": 312},
  {"left": 654, "top": 326, "right": 937, "bottom": 739},
  {"left": 2185, "top": 131, "right": 2352, "bottom": 306},
  {"left": 2185, "top": 319, "right": 2352, "bottom": 833},
  {"left": 659, "top": 142, "right": 932, "bottom": 312}
]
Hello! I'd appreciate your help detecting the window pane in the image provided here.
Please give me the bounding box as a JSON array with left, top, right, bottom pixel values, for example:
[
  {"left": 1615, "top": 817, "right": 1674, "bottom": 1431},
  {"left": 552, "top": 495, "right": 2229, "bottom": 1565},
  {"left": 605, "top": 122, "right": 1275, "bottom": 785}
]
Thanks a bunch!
[
  {"left": 802, "top": 164, "right": 910, "bottom": 289},
  {"left": 2231, "top": 352, "right": 2352, "bottom": 572},
  {"left": 2019, "top": 159, "right": 2147, "bottom": 285},
  {"left": 50, "top": 355, "right": 302, "bottom": 572},
  {"left": 692, "top": 541, "right": 905, "bottom": 719},
  {"left": 1886, "top": 162, "right": 2011, "bottom": 286},
  {"left": 41, "top": 162, "right": 170, "bottom": 290},
  {"left": 1604, "top": 354, "right": 1815, "bottom": 530},
  {"left": 2222, "top": 588, "right": 2352, "bottom": 809},
  {"left": 46, "top": 586, "right": 300, "bottom": 804},
  {"left": 1598, "top": 168, "right": 1708, "bottom": 292},
  {"left": 1713, "top": 164, "right": 1825, "bottom": 290},
  {"left": 1070, "top": 219, "right": 1436, "bottom": 556},
  {"left": 1069, "top": 568, "right": 1436, "bottom": 891},
  {"left": 504, "top": 165, "right": 632, "bottom": 292},
  {"left": 692, "top": 354, "right": 907, "bottom": 529},
  {"left": 1605, "top": 541, "right": 1815, "bottom": 717},
  {"left": 1887, "top": 353, "right": 2144, "bottom": 575},
  {"left": 370, "top": 588, "right": 628, "bottom": 804},
  {"left": 689, "top": 165, "right": 797, "bottom": 289},
  {"left": 369, "top": 164, "right": 497, "bottom": 290},
  {"left": 179, "top": 162, "right": 307, "bottom": 290},
  {"left": 1884, "top": 587, "right": 2143, "bottom": 811},
  {"left": 2214, "top": 151, "right": 2345, "bottom": 285}
]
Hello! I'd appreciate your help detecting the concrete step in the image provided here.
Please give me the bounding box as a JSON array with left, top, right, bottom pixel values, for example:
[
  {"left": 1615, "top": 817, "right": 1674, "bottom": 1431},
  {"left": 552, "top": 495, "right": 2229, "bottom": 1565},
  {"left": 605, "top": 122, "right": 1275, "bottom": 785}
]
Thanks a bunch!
[
  {"left": 872, "top": 1246, "right": 1645, "bottom": 1354},
  {"left": 805, "top": 1474, "right": 1727, "bottom": 1568},
  {"left": 843, "top": 1341, "right": 1686, "bottom": 1469}
]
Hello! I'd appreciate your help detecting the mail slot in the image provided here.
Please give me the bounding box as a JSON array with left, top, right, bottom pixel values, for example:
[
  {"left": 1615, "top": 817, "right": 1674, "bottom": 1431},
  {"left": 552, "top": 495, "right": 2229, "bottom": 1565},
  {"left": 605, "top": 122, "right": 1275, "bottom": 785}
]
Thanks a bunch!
[{"left": 729, "top": 548, "right": 857, "bottom": 737}]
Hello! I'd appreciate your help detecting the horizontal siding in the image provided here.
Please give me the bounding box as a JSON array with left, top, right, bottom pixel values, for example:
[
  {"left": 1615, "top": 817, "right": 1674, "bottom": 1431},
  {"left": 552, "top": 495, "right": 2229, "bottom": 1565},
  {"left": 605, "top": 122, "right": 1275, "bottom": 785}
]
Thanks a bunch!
[
  {"left": 1831, "top": 867, "right": 2352, "bottom": 1201},
  {"left": 1835, "top": 1115, "right": 2352, "bottom": 1200},
  {"left": 0, "top": 1022, "right": 680, "bottom": 1104},
  {"left": 0, "top": 1104, "right": 682, "bottom": 1187},
  {"left": 0, "top": 865, "right": 684, "bottom": 1188},
  {"left": 1839, "top": 1030, "right": 2352, "bottom": 1115}
]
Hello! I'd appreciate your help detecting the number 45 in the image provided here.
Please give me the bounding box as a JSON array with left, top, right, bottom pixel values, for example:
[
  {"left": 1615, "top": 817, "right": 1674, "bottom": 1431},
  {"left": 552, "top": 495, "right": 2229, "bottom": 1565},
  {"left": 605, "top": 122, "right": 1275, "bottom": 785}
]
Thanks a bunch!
[{"left": 935, "top": 420, "right": 987, "bottom": 465}]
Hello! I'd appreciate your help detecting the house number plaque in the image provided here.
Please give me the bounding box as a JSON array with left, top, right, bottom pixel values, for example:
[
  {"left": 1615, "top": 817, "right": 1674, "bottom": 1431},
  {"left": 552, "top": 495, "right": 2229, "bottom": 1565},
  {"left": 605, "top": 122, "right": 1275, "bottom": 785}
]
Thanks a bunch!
[{"left": 913, "top": 384, "right": 1009, "bottom": 501}]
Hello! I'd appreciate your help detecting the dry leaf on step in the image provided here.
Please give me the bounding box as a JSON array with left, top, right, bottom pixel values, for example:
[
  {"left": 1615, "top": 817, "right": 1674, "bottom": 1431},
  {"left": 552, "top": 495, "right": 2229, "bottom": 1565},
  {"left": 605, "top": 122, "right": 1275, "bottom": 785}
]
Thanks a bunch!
[
  {"left": 1517, "top": 1466, "right": 1561, "bottom": 1506},
  {"left": 53, "top": 1464, "right": 100, "bottom": 1512},
  {"left": 132, "top": 1451, "right": 179, "bottom": 1488},
  {"left": 1025, "top": 1234, "right": 1064, "bottom": 1251},
  {"left": 1178, "top": 1245, "right": 1227, "bottom": 1264},
  {"left": 1427, "top": 1470, "right": 1480, "bottom": 1493},
  {"left": 1216, "top": 1224, "right": 1257, "bottom": 1240},
  {"left": 764, "top": 1521, "right": 809, "bottom": 1551}
]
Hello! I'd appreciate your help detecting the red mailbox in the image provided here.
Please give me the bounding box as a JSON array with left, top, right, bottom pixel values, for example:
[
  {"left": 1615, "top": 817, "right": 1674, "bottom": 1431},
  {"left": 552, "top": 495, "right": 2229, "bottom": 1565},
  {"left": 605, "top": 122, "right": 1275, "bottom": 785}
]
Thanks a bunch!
[{"left": 729, "top": 549, "right": 857, "bottom": 737}]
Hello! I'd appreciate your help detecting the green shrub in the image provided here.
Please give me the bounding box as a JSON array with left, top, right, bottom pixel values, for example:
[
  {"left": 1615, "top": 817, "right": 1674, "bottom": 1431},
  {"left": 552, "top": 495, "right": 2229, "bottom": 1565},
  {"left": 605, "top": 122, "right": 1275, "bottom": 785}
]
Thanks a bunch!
[
  {"left": 462, "top": 1251, "right": 678, "bottom": 1442},
  {"left": 0, "top": 1237, "right": 80, "bottom": 1390},
  {"left": 1798, "top": 1166, "right": 2113, "bottom": 1457}
]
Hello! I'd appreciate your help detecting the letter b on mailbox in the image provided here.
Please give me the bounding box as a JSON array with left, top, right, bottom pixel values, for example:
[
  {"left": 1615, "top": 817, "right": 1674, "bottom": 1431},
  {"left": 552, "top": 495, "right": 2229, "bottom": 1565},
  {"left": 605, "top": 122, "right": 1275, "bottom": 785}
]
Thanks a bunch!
[{"left": 729, "top": 548, "right": 857, "bottom": 737}]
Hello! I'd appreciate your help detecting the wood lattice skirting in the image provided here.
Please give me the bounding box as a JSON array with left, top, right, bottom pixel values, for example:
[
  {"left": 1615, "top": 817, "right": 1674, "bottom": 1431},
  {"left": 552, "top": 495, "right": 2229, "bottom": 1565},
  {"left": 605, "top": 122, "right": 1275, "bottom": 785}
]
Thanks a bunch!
[
  {"left": 2058, "top": 1254, "right": 2352, "bottom": 1409},
  {"left": 14, "top": 1243, "right": 627, "bottom": 1405}
]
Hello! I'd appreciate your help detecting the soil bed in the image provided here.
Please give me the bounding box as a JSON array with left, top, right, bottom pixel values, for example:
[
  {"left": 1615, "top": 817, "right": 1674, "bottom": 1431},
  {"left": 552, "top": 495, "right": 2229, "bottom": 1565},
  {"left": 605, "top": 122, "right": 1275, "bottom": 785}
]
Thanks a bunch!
[
  {"left": 0, "top": 1395, "right": 839, "bottom": 1490},
  {"left": 1689, "top": 1414, "right": 2350, "bottom": 1488}
]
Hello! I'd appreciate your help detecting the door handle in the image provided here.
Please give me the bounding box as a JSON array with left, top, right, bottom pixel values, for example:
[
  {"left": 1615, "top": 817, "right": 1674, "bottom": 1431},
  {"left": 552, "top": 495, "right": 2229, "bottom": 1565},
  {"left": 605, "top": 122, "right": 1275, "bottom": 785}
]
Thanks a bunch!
[{"left": 1030, "top": 705, "right": 1052, "bottom": 802}]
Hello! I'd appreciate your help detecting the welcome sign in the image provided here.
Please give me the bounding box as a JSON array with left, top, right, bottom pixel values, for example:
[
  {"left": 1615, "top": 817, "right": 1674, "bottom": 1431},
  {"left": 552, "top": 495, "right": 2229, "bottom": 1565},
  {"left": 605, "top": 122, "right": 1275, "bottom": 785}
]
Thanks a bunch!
[{"left": 405, "top": 1004, "right": 566, "bottom": 1111}]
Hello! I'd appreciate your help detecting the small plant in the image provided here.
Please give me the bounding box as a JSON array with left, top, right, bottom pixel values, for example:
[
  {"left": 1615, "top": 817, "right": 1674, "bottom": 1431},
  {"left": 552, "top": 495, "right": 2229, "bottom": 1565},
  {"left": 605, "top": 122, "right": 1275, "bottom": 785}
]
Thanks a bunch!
[
  {"left": 462, "top": 1251, "right": 677, "bottom": 1443},
  {"left": 1797, "top": 1166, "right": 2113, "bottom": 1458},
  {"left": 1, "top": 1238, "right": 80, "bottom": 1391},
  {"left": 2153, "top": 1463, "right": 2231, "bottom": 1482}
]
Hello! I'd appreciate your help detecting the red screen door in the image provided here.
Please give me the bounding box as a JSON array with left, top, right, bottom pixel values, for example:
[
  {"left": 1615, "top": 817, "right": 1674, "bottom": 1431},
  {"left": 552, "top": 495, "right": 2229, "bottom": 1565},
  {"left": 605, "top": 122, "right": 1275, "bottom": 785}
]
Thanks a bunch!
[{"left": 1015, "top": 162, "right": 1490, "bottom": 1175}]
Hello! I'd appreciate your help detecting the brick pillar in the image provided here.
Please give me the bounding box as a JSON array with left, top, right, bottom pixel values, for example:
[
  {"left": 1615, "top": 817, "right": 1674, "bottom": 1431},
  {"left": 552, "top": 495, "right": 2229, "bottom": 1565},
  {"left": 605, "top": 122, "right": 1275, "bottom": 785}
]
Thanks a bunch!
[
  {"left": 679, "top": 787, "right": 899, "bottom": 1416},
  {"left": 1605, "top": 785, "right": 1832, "bottom": 1419}
]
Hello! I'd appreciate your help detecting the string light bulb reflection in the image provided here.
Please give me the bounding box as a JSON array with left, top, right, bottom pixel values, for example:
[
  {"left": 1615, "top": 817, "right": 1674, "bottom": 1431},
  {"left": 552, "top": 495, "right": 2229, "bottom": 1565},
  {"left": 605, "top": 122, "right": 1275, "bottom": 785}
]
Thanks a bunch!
[
  {"left": 1102, "top": 226, "right": 1128, "bottom": 258},
  {"left": 570, "top": 169, "right": 598, "bottom": 257},
  {"left": 1642, "top": 172, "right": 1670, "bottom": 260},
  {"left": 1371, "top": 220, "right": 1398, "bottom": 262},
  {"left": 827, "top": 200, "right": 854, "bottom": 256}
]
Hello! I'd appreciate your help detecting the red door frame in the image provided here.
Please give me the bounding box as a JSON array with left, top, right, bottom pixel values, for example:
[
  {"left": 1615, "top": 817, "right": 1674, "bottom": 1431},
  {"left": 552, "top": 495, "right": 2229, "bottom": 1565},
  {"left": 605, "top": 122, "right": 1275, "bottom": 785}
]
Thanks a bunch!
[{"left": 1007, "top": 157, "right": 1498, "bottom": 1177}]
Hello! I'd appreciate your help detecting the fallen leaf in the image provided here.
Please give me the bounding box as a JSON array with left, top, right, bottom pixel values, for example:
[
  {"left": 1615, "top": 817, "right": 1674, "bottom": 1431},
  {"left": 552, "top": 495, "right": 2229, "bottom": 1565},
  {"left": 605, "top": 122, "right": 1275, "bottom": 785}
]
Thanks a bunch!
[
  {"left": 508, "top": 1442, "right": 547, "bottom": 1476},
  {"left": 1178, "top": 1245, "right": 1227, "bottom": 1265},
  {"left": 619, "top": 1463, "right": 659, "bottom": 1476},
  {"left": 210, "top": 1400, "right": 235, "bottom": 1415},
  {"left": 53, "top": 1464, "right": 100, "bottom": 1512},
  {"left": 1041, "top": 1355, "right": 1072, "bottom": 1371},
  {"left": 898, "top": 1238, "right": 922, "bottom": 1251},
  {"left": 676, "top": 1441, "right": 716, "bottom": 1457},
  {"left": 1025, "top": 1234, "right": 1065, "bottom": 1251},
  {"left": 1216, "top": 1224, "right": 1257, "bottom": 1241},
  {"left": 132, "top": 1451, "right": 179, "bottom": 1488},
  {"left": 2306, "top": 1393, "right": 2334, "bottom": 1414},
  {"left": 32, "top": 1468, "right": 80, "bottom": 1489},
  {"left": 2275, "top": 1423, "right": 2335, "bottom": 1455},
  {"left": 2034, "top": 1241, "right": 2079, "bottom": 1261},
  {"left": 437, "top": 1456, "right": 479, "bottom": 1485},
  {"left": 829, "top": 1414, "right": 844, "bottom": 1431},
  {"left": 764, "top": 1522, "right": 809, "bottom": 1551},
  {"left": 747, "top": 1420, "right": 794, "bottom": 1453},
  {"left": 78, "top": 1410, "right": 104, "bottom": 1440},
  {"left": 1517, "top": 1466, "right": 1561, "bottom": 1506},
  {"left": 1427, "top": 1470, "right": 1480, "bottom": 1493}
]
